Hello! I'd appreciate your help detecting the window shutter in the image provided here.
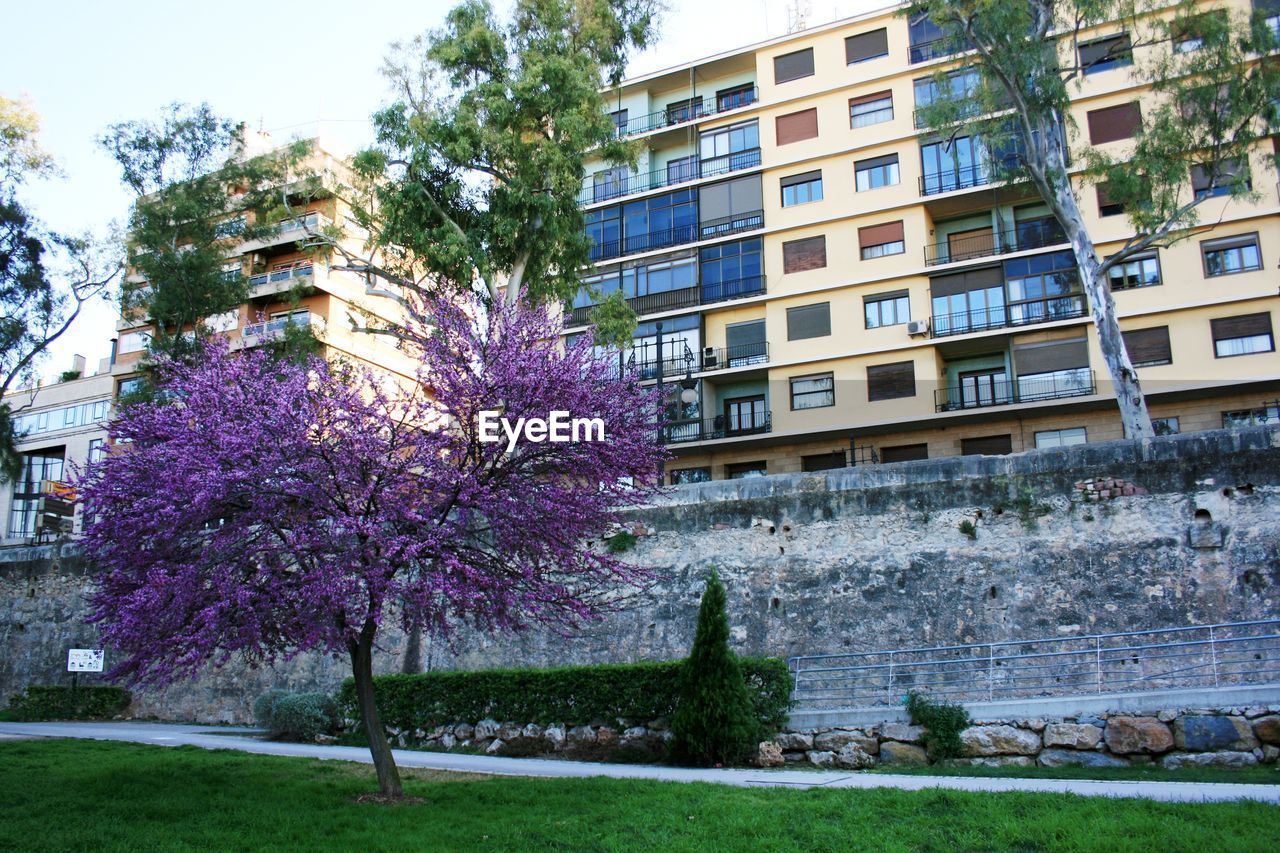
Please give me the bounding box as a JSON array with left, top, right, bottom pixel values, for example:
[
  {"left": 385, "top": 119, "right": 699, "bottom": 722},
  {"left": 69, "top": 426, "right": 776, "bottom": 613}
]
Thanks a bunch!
[
  {"left": 774, "top": 47, "right": 815, "bottom": 83},
  {"left": 1079, "top": 34, "right": 1130, "bottom": 69},
  {"left": 783, "top": 235, "right": 827, "bottom": 273},
  {"left": 1014, "top": 338, "right": 1089, "bottom": 375},
  {"left": 699, "top": 175, "right": 762, "bottom": 226},
  {"left": 845, "top": 29, "right": 888, "bottom": 63},
  {"left": 849, "top": 90, "right": 893, "bottom": 109},
  {"left": 786, "top": 302, "right": 831, "bottom": 340},
  {"left": 1122, "top": 326, "right": 1172, "bottom": 366},
  {"left": 929, "top": 265, "right": 1002, "bottom": 297},
  {"left": 726, "top": 319, "right": 766, "bottom": 351},
  {"left": 802, "top": 451, "right": 848, "bottom": 472},
  {"left": 855, "top": 153, "right": 898, "bottom": 172},
  {"left": 880, "top": 443, "right": 928, "bottom": 463},
  {"left": 1086, "top": 102, "right": 1142, "bottom": 144},
  {"left": 858, "top": 220, "right": 905, "bottom": 248},
  {"left": 1191, "top": 158, "right": 1248, "bottom": 192},
  {"left": 1211, "top": 313, "right": 1273, "bottom": 342},
  {"left": 961, "top": 435, "right": 1013, "bottom": 456},
  {"left": 780, "top": 170, "right": 822, "bottom": 189},
  {"left": 867, "top": 360, "right": 916, "bottom": 401},
  {"left": 776, "top": 108, "right": 819, "bottom": 145}
]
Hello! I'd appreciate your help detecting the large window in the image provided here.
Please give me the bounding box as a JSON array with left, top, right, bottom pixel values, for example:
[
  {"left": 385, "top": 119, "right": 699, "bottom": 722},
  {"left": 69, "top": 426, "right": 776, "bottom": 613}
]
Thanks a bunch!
[
  {"left": 774, "top": 47, "right": 814, "bottom": 84},
  {"left": 1013, "top": 337, "right": 1092, "bottom": 401},
  {"left": 859, "top": 221, "right": 905, "bottom": 260},
  {"left": 11, "top": 399, "right": 110, "bottom": 438},
  {"left": 846, "top": 28, "right": 888, "bottom": 64},
  {"left": 855, "top": 153, "right": 899, "bottom": 191},
  {"left": 698, "top": 120, "right": 760, "bottom": 175},
  {"left": 782, "top": 235, "right": 827, "bottom": 273},
  {"left": 1122, "top": 326, "right": 1173, "bottom": 367},
  {"left": 1035, "top": 427, "right": 1087, "bottom": 449},
  {"left": 1003, "top": 250, "right": 1083, "bottom": 325},
  {"left": 669, "top": 467, "right": 711, "bottom": 485},
  {"left": 8, "top": 448, "right": 64, "bottom": 538},
  {"left": 700, "top": 238, "right": 763, "bottom": 301},
  {"left": 1108, "top": 252, "right": 1161, "bottom": 290},
  {"left": 622, "top": 189, "right": 697, "bottom": 254},
  {"left": 627, "top": 314, "right": 701, "bottom": 379},
  {"left": 913, "top": 68, "right": 980, "bottom": 126},
  {"left": 724, "top": 397, "right": 768, "bottom": 434},
  {"left": 1191, "top": 158, "right": 1251, "bottom": 199},
  {"left": 931, "top": 267, "right": 1005, "bottom": 336},
  {"left": 1212, "top": 312, "right": 1275, "bottom": 358},
  {"left": 698, "top": 174, "right": 763, "bottom": 239},
  {"left": 716, "top": 84, "right": 755, "bottom": 113},
  {"left": 790, "top": 373, "right": 834, "bottom": 410},
  {"left": 850, "top": 92, "right": 894, "bottom": 128},
  {"left": 867, "top": 361, "right": 916, "bottom": 401},
  {"left": 786, "top": 302, "right": 831, "bottom": 340},
  {"left": 1201, "top": 233, "right": 1262, "bottom": 277},
  {"left": 585, "top": 206, "right": 621, "bottom": 261},
  {"left": 780, "top": 170, "right": 823, "bottom": 207},
  {"left": 776, "top": 108, "right": 819, "bottom": 145},
  {"left": 908, "top": 13, "right": 956, "bottom": 63},
  {"left": 1222, "top": 403, "right": 1280, "bottom": 428},
  {"left": 864, "top": 291, "right": 910, "bottom": 329},
  {"left": 920, "top": 136, "right": 988, "bottom": 195},
  {"left": 724, "top": 319, "right": 768, "bottom": 366},
  {"left": 1079, "top": 33, "right": 1133, "bottom": 74}
]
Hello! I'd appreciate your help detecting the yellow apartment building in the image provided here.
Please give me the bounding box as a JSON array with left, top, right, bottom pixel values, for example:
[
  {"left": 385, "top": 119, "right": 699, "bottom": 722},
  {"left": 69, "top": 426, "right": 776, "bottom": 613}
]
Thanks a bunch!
[{"left": 567, "top": 0, "right": 1280, "bottom": 483}]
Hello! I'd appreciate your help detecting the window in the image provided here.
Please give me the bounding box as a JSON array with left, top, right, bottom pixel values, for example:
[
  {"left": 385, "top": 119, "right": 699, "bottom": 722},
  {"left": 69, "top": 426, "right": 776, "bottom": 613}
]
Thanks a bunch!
[
  {"left": 961, "top": 434, "right": 1013, "bottom": 456},
  {"left": 782, "top": 235, "right": 826, "bottom": 273},
  {"left": 790, "top": 373, "right": 834, "bottom": 410},
  {"left": 780, "top": 170, "right": 823, "bottom": 207},
  {"left": 846, "top": 28, "right": 888, "bottom": 64},
  {"left": 786, "top": 302, "right": 831, "bottom": 340},
  {"left": 776, "top": 108, "right": 819, "bottom": 145},
  {"left": 908, "top": 13, "right": 955, "bottom": 63},
  {"left": 1003, "top": 250, "right": 1083, "bottom": 325},
  {"left": 855, "top": 153, "right": 900, "bottom": 191},
  {"left": 117, "top": 330, "right": 152, "bottom": 354},
  {"left": 867, "top": 361, "right": 916, "bottom": 401},
  {"left": 726, "top": 460, "right": 768, "bottom": 479},
  {"left": 8, "top": 448, "right": 65, "bottom": 538},
  {"left": 665, "top": 96, "right": 703, "bottom": 124},
  {"left": 669, "top": 467, "right": 711, "bottom": 485},
  {"left": 859, "top": 220, "right": 905, "bottom": 260},
  {"left": 913, "top": 68, "right": 980, "bottom": 127},
  {"left": 1222, "top": 404, "right": 1280, "bottom": 428},
  {"left": 1096, "top": 183, "right": 1125, "bottom": 217},
  {"left": 698, "top": 175, "right": 763, "bottom": 238},
  {"left": 850, "top": 92, "right": 893, "bottom": 128},
  {"left": 1173, "top": 11, "right": 1226, "bottom": 53},
  {"left": 1013, "top": 337, "right": 1092, "bottom": 400},
  {"left": 1152, "top": 417, "right": 1180, "bottom": 436},
  {"left": 585, "top": 206, "right": 621, "bottom": 261},
  {"left": 724, "top": 397, "right": 768, "bottom": 435},
  {"left": 1191, "top": 158, "right": 1251, "bottom": 199},
  {"left": 1212, "top": 312, "right": 1275, "bottom": 358},
  {"left": 1079, "top": 33, "right": 1133, "bottom": 74},
  {"left": 774, "top": 47, "right": 814, "bottom": 83},
  {"left": 930, "top": 266, "right": 1005, "bottom": 336},
  {"left": 666, "top": 156, "right": 697, "bottom": 184},
  {"left": 1108, "top": 252, "right": 1161, "bottom": 290},
  {"left": 802, "top": 452, "right": 847, "bottom": 471},
  {"left": 864, "top": 291, "right": 910, "bottom": 329},
  {"left": 592, "top": 167, "right": 629, "bottom": 203},
  {"left": 619, "top": 254, "right": 697, "bottom": 299},
  {"left": 1201, "top": 233, "right": 1262, "bottom": 277},
  {"left": 724, "top": 319, "right": 768, "bottom": 366},
  {"left": 919, "top": 136, "right": 987, "bottom": 194},
  {"left": 716, "top": 84, "right": 755, "bottom": 112},
  {"left": 1086, "top": 102, "right": 1142, "bottom": 144},
  {"left": 1036, "top": 427, "right": 1087, "bottom": 448},
  {"left": 1122, "top": 326, "right": 1173, "bottom": 367},
  {"left": 621, "top": 187, "right": 698, "bottom": 254},
  {"left": 881, "top": 443, "right": 929, "bottom": 463},
  {"left": 698, "top": 120, "right": 761, "bottom": 174},
  {"left": 609, "top": 109, "right": 629, "bottom": 134},
  {"left": 700, "top": 238, "right": 763, "bottom": 301}
]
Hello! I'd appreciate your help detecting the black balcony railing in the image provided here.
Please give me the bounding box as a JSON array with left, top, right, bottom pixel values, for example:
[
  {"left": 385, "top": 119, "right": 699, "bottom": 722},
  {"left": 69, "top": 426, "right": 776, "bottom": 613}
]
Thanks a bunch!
[
  {"left": 615, "top": 87, "right": 759, "bottom": 137},
  {"left": 932, "top": 295, "right": 1086, "bottom": 338},
  {"left": 579, "top": 148, "right": 762, "bottom": 205},
  {"left": 909, "top": 36, "right": 965, "bottom": 64},
  {"left": 701, "top": 274, "right": 766, "bottom": 304},
  {"left": 627, "top": 341, "right": 770, "bottom": 380},
  {"left": 568, "top": 276, "right": 766, "bottom": 327},
  {"left": 661, "top": 411, "right": 772, "bottom": 444},
  {"left": 923, "top": 221, "right": 1067, "bottom": 266},
  {"left": 588, "top": 210, "right": 764, "bottom": 262},
  {"left": 935, "top": 370, "right": 1096, "bottom": 412},
  {"left": 697, "top": 341, "right": 769, "bottom": 372},
  {"left": 919, "top": 163, "right": 993, "bottom": 197}
]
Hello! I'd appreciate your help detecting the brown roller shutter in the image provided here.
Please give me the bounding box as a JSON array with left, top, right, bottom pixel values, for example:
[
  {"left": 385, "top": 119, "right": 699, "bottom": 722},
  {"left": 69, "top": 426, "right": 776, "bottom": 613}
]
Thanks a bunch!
[
  {"left": 1211, "top": 313, "right": 1273, "bottom": 341},
  {"left": 787, "top": 302, "right": 831, "bottom": 340},
  {"left": 961, "top": 434, "right": 1013, "bottom": 456},
  {"left": 776, "top": 108, "right": 819, "bottom": 145},
  {"left": 774, "top": 48, "right": 815, "bottom": 83},
  {"left": 783, "top": 235, "right": 827, "bottom": 273},
  {"left": 867, "top": 360, "right": 916, "bottom": 401},
  {"left": 849, "top": 90, "right": 893, "bottom": 108},
  {"left": 1087, "top": 102, "right": 1142, "bottom": 144},
  {"left": 858, "top": 220, "right": 905, "bottom": 248},
  {"left": 1014, "top": 338, "right": 1089, "bottom": 375},
  {"left": 930, "top": 265, "right": 1003, "bottom": 297},
  {"left": 845, "top": 28, "right": 888, "bottom": 63},
  {"left": 1122, "top": 326, "right": 1172, "bottom": 367},
  {"left": 880, "top": 443, "right": 928, "bottom": 463}
]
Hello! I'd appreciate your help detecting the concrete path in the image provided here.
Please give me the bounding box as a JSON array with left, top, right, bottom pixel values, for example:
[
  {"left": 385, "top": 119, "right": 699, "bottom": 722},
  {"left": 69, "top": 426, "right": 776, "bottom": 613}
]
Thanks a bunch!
[{"left": 2, "top": 721, "right": 1277, "bottom": 804}]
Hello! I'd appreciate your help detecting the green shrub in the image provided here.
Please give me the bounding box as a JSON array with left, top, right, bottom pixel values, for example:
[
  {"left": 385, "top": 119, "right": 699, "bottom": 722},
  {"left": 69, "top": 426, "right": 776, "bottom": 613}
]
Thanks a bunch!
[
  {"left": 670, "top": 569, "right": 761, "bottom": 766},
  {"left": 6, "top": 685, "right": 132, "bottom": 721},
  {"left": 267, "top": 693, "right": 339, "bottom": 741},
  {"left": 252, "top": 689, "right": 289, "bottom": 729},
  {"left": 336, "top": 658, "right": 791, "bottom": 733},
  {"left": 905, "top": 691, "right": 971, "bottom": 760},
  {"left": 605, "top": 531, "right": 637, "bottom": 553},
  {"left": 957, "top": 519, "right": 977, "bottom": 539}
]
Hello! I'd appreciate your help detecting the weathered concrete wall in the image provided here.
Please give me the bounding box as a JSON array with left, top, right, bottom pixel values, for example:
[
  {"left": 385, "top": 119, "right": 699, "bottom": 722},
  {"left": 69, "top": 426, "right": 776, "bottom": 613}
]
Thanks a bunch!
[{"left": 3, "top": 427, "right": 1279, "bottom": 724}]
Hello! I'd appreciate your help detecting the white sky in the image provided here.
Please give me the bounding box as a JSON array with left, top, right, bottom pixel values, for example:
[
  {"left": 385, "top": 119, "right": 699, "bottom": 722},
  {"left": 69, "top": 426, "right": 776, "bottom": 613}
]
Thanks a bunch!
[{"left": 3, "top": 0, "right": 889, "bottom": 382}]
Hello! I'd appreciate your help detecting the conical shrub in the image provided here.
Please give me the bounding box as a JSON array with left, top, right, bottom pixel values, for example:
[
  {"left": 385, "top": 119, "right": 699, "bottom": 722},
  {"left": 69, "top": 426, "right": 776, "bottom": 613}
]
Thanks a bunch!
[{"left": 670, "top": 568, "right": 760, "bottom": 765}]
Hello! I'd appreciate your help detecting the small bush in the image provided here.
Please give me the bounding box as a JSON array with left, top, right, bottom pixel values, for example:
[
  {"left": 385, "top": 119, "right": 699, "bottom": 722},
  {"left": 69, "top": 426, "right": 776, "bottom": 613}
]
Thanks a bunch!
[
  {"left": 605, "top": 531, "right": 637, "bottom": 553},
  {"left": 253, "top": 689, "right": 289, "bottom": 729},
  {"left": 957, "top": 519, "right": 977, "bottom": 539},
  {"left": 6, "top": 685, "right": 132, "bottom": 721},
  {"left": 905, "top": 691, "right": 971, "bottom": 760},
  {"left": 267, "top": 693, "right": 339, "bottom": 741}
]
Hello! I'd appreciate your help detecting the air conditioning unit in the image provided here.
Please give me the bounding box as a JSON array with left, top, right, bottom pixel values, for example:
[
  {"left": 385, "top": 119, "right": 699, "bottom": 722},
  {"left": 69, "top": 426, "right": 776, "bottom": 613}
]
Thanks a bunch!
[
  {"left": 702, "top": 347, "right": 719, "bottom": 369},
  {"left": 907, "top": 319, "right": 930, "bottom": 336}
]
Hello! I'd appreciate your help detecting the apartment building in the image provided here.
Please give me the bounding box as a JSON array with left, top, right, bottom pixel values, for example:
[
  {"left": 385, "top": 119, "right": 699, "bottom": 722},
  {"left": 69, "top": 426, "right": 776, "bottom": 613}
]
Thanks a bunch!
[
  {"left": 567, "top": 0, "right": 1280, "bottom": 483},
  {"left": 111, "top": 136, "right": 416, "bottom": 396}
]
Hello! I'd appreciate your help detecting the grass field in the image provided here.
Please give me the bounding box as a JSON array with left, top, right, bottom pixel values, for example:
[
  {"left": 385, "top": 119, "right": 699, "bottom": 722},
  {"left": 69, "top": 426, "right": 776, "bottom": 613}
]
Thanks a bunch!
[
  {"left": 868, "top": 761, "right": 1280, "bottom": 785},
  {"left": 1, "top": 740, "right": 1278, "bottom": 851}
]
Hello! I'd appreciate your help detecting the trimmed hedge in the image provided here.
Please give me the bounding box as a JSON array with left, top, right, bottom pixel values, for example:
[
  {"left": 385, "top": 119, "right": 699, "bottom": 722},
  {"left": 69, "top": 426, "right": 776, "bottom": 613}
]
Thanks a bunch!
[
  {"left": 6, "top": 685, "right": 132, "bottom": 721},
  {"left": 337, "top": 658, "right": 791, "bottom": 732}
]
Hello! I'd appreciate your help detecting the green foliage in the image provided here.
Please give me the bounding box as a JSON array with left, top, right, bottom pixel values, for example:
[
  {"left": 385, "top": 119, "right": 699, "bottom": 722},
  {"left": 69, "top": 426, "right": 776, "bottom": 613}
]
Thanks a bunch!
[
  {"left": 957, "top": 519, "right": 978, "bottom": 539},
  {"left": 905, "top": 690, "right": 971, "bottom": 760},
  {"left": 252, "top": 689, "right": 289, "bottom": 729},
  {"left": 56, "top": 369, "right": 80, "bottom": 382},
  {"left": 670, "top": 570, "right": 762, "bottom": 766},
  {"left": 605, "top": 530, "right": 637, "bottom": 553},
  {"left": 266, "top": 693, "right": 340, "bottom": 742},
  {"left": 336, "top": 658, "right": 791, "bottom": 732},
  {"left": 587, "top": 289, "right": 638, "bottom": 349},
  {"left": 6, "top": 685, "right": 132, "bottom": 721}
]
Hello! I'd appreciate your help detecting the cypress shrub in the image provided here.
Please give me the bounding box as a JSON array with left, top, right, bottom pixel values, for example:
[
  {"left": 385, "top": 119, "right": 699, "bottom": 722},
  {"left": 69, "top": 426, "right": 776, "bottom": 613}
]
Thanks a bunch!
[{"left": 669, "top": 569, "right": 761, "bottom": 766}]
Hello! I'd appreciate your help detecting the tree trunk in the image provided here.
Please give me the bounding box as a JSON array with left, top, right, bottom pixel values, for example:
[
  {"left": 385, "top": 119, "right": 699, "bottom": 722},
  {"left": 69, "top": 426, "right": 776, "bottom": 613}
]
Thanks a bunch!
[
  {"left": 349, "top": 632, "right": 403, "bottom": 797},
  {"left": 401, "top": 624, "right": 422, "bottom": 674}
]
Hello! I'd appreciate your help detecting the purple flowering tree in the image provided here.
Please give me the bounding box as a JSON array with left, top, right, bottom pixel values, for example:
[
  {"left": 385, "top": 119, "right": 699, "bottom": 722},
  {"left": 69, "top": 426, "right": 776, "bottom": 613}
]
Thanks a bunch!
[{"left": 78, "top": 294, "right": 663, "bottom": 796}]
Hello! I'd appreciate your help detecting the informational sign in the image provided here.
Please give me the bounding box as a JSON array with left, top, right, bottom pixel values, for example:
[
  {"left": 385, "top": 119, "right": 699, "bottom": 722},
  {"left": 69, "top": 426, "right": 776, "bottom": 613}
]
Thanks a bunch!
[{"left": 67, "top": 648, "right": 104, "bottom": 673}]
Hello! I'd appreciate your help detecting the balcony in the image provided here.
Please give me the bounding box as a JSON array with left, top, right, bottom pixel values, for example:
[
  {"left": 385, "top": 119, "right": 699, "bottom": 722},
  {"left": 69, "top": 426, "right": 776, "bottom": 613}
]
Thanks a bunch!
[
  {"left": 909, "top": 35, "right": 964, "bottom": 64},
  {"left": 923, "top": 221, "right": 1066, "bottom": 267},
  {"left": 568, "top": 274, "right": 766, "bottom": 326},
  {"left": 661, "top": 411, "right": 772, "bottom": 444},
  {"left": 919, "top": 164, "right": 993, "bottom": 197},
  {"left": 579, "top": 147, "right": 762, "bottom": 206},
  {"left": 588, "top": 210, "right": 763, "bottom": 263},
  {"left": 932, "top": 295, "right": 1086, "bottom": 338},
  {"left": 239, "top": 312, "right": 326, "bottom": 348},
  {"left": 625, "top": 340, "right": 770, "bottom": 380},
  {"left": 239, "top": 212, "right": 330, "bottom": 253},
  {"left": 934, "top": 370, "right": 1096, "bottom": 412},
  {"left": 248, "top": 263, "right": 315, "bottom": 296},
  {"left": 614, "top": 87, "right": 759, "bottom": 137}
]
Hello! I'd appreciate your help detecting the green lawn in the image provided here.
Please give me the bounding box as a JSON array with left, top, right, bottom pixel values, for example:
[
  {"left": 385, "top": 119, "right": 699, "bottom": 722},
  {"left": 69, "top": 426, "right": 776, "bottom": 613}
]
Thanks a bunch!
[
  {"left": 2, "top": 740, "right": 1277, "bottom": 852},
  {"left": 868, "top": 761, "right": 1280, "bottom": 785}
]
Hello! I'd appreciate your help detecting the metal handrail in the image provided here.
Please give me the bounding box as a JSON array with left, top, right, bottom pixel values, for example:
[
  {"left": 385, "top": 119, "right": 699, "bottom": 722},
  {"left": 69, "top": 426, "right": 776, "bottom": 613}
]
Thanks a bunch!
[
  {"left": 587, "top": 210, "right": 764, "bottom": 262},
  {"left": 662, "top": 410, "right": 772, "bottom": 445},
  {"left": 788, "top": 618, "right": 1280, "bottom": 708},
  {"left": 908, "top": 35, "right": 965, "bottom": 64},
  {"left": 931, "top": 294, "right": 1086, "bottom": 338},
  {"left": 923, "top": 221, "right": 1066, "bottom": 266},
  {"left": 697, "top": 341, "right": 769, "bottom": 372},
  {"left": 919, "top": 163, "right": 993, "bottom": 197},
  {"left": 567, "top": 275, "right": 766, "bottom": 327},
  {"left": 579, "top": 148, "right": 762, "bottom": 206},
  {"left": 934, "top": 369, "right": 1095, "bottom": 412},
  {"left": 613, "top": 86, "right": 759, "bottom": 137}
]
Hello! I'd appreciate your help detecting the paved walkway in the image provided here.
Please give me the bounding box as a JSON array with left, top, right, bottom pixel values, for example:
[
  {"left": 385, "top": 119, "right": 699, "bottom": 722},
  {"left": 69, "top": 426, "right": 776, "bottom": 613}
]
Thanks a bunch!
[{"left": 2, "top": 721, "right": 1278, "bottom": 804}]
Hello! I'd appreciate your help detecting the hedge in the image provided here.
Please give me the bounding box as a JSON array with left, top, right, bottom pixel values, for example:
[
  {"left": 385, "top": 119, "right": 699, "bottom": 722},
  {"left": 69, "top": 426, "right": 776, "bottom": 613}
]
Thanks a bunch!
[
  {"left": 6, "top": 685, "right": 132, "bottom": 721},
  {"left": 337, "top": 658, "right": 791, "bottom": 732}
]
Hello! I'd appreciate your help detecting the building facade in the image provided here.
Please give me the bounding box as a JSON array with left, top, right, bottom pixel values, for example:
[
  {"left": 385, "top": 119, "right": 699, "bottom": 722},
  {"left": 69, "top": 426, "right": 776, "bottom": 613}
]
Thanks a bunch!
[{"left": 567, "top": 0, "right": 1280, "bottom": 483}]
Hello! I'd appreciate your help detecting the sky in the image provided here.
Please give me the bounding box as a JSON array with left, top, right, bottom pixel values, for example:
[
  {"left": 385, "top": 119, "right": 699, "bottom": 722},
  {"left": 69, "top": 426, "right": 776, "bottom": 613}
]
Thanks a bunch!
[{"left": 2, "top": 0, "right": 890, "bottom": 382}]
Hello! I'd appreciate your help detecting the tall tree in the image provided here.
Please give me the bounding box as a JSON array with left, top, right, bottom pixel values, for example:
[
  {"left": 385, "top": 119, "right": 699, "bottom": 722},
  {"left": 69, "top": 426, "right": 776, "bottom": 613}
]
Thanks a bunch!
[
  {"left": 0, "top": 95, "right": 118, "bottom": 480},
  {"left": 78, "top": 291, "right": 665, "bottom": 797},
  {"left": 909, "top": 0, "right": 1280, "bottom": 438}
]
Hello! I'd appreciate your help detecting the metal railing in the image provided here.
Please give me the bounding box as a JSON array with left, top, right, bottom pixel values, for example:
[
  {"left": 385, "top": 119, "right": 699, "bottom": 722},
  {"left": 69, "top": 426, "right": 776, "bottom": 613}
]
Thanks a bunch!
[
  {"left": 248, "top": 264, "right": 314, "bottom": 291},
  {"left": 588, "top": 210, "right": 763, "bottom": 262},
  {"left": 932, "top": 294, "right": 1086, "bottom": 338},
  {"left": 934, "top": 369, "right": 1095, "bottom": 412},
  {"left": 567, "top": 275, "right": 765, "bottom": 326},
  {"left": 697, "top": 341, "right": 769, "bottom": 372},
  {"left": 242, "top": 312, "right": 323, "bottom": 340},
  {"left": 662, "top": 411, "right": 772, "bottom": 444},
  {"left": 789, "top": 619, "right": 1280, "bottom": 708},
  {"left": 579, "top": 148, "right": 762, "bottom": 205},
  {"left": 908, "top": 35, "right": 965, "bottom": 64},
  {"left": 924, "top": 221, "right": 1067, "bottom": 266},
  {"left": 625, "top": 341, "right": 770, "bottom": 380},
  {"left": 613, "top": 86, "right": 759, "bottom": 137},
  {"left": 919, "top": 164, "right": 993, "bottom": 197}
]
